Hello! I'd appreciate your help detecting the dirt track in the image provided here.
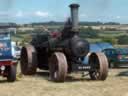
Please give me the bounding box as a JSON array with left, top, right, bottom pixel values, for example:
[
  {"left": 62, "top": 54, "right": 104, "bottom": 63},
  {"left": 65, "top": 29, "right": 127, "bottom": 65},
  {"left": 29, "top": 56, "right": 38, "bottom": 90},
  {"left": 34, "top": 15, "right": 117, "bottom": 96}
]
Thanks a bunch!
[{"left": 0, "top": 68, "right": 128, "bottom": 96}]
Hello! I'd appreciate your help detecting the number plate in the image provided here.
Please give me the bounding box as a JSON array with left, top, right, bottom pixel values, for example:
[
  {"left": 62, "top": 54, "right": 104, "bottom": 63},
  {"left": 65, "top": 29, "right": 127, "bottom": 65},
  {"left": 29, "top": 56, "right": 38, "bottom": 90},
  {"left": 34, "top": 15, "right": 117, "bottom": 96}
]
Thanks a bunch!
[{"left": 72, "top": 64, "right": 91, "bottom": 71}]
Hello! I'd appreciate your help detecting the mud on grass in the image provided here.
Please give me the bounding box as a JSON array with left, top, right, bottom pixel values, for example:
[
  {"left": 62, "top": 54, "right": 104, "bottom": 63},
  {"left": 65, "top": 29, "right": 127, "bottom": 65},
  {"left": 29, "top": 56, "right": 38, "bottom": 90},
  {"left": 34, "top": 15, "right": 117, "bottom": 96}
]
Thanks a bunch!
[{"left": 0, "top": 67, "right": 128, "bottom": 96}]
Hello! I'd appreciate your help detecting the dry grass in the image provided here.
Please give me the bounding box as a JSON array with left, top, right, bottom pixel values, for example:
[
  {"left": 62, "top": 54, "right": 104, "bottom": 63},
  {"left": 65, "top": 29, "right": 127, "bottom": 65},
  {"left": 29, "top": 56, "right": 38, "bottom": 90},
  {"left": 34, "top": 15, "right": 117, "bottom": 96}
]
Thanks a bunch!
[{"left": 0, "top": 66, "right": 128, "bottom": 96}]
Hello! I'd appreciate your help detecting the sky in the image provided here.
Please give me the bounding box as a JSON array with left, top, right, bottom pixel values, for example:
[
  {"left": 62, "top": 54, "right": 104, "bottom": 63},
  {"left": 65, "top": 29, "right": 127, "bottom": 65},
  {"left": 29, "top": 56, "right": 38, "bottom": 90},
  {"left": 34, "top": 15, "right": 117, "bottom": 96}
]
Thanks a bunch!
[{"left": 0, "top": 0, "right": 128, "bottom": 24}]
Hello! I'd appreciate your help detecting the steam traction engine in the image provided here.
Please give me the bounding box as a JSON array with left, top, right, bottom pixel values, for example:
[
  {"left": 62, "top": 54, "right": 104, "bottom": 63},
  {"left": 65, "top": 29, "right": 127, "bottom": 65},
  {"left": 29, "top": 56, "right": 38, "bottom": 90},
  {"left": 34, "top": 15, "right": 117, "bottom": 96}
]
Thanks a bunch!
[{"left": 20, "top": 4, "right": 108, "bottom": 82}]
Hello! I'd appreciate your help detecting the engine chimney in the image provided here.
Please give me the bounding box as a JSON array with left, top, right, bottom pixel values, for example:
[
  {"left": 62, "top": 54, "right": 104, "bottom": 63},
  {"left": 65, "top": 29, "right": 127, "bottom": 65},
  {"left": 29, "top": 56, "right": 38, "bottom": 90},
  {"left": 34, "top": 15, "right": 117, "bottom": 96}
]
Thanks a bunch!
[{"left": 69, "top": 4, "right": 80, "bottom": 32}]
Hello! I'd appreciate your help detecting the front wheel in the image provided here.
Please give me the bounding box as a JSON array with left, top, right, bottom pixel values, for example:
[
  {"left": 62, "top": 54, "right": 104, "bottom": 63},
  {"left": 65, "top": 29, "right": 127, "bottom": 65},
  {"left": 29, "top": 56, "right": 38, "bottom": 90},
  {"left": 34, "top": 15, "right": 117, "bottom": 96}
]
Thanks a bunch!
[
  {"left": 89, "top": 52, "right": 108, "bottom": 80},
  {"left": 7, "top": 65, "right": 16, "bottom": 82}
]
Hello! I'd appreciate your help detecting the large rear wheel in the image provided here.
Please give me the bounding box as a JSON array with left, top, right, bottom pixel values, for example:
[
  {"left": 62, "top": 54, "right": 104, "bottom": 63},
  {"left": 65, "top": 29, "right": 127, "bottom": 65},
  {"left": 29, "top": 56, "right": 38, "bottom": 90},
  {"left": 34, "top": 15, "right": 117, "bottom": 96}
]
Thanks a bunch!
[
  {"left": 89, "top": 52, "right": 108, "bottom": 80},
  {"left": 49, "top": 52, "right": 68, "bottom": 82},
  {"left": 20, "top": 45, "right": 37, "bottom": 75}
]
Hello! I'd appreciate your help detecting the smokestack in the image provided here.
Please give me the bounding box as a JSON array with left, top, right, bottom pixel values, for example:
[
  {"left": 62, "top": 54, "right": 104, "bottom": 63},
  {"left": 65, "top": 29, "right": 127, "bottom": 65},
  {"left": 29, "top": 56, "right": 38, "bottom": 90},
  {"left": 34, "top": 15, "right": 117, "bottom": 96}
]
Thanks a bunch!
[{"left": 69, "top": 4, "right": 80, "bottom": 31}]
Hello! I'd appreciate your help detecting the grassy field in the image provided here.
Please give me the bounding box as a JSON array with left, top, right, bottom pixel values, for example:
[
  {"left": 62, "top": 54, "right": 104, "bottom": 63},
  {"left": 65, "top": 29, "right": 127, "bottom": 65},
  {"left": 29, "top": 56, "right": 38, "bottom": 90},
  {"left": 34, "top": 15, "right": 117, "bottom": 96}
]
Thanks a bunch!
[
  {"left": 99, "top": 31, "right": 127, "bottom": 38},
  {"left": 0, "top": 65, "right": 128, "bottom": 96}
]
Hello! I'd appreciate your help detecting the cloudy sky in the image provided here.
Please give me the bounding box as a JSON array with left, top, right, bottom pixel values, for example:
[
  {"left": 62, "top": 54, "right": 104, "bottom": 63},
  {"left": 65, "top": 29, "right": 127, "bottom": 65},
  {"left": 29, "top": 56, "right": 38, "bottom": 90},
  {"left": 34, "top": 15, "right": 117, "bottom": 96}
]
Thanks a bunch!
[{"left": 0, "top": 0, "right": 128, "bottom": 24}]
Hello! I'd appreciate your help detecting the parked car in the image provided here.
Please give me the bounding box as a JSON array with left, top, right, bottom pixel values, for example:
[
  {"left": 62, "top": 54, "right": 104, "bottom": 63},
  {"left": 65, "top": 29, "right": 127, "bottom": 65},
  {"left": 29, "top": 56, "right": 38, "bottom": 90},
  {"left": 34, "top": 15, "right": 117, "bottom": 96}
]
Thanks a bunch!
[{"left": 102, "top": 48, "right": 128, "bottom": 68}]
